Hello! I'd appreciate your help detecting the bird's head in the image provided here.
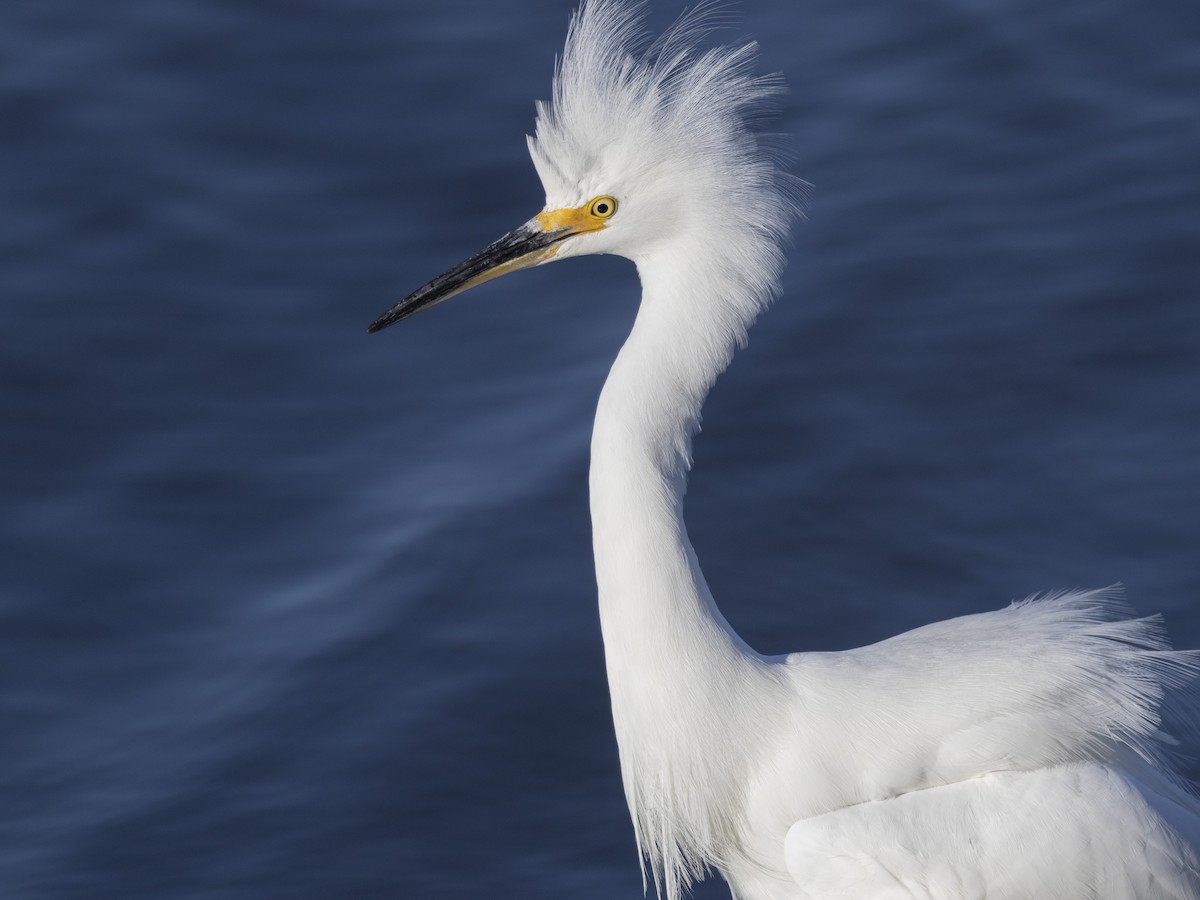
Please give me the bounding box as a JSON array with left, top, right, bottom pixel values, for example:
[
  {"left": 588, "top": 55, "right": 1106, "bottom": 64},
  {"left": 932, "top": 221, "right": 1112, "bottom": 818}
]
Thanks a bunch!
[{"left": 369, "top": 0, "right": 801, "bottom": 334}]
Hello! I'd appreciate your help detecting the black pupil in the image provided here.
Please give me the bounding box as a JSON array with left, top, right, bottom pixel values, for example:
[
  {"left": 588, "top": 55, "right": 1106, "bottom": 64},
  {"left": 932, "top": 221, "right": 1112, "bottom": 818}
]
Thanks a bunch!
[{"left": 596, "top": 202, "right": 609, "bottom": 214}]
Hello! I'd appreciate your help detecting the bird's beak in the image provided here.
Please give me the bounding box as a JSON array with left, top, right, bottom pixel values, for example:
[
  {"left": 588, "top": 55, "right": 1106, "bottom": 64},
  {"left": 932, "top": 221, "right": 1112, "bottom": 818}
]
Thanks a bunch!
[{"left": 368, "top": 208, "right": 599, "bottom": 333}]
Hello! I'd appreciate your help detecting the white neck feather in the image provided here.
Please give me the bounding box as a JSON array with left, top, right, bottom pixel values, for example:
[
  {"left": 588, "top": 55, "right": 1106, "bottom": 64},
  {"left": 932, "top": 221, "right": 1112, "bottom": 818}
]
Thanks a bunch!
[{"left": 589, "top": 251, "right": 786, "bottom": 900}]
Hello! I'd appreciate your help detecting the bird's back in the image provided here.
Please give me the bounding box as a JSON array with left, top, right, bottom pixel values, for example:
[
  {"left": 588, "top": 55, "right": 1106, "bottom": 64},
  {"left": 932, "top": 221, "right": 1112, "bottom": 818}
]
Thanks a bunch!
[
  {"left": 781, "top": 589, "right": 1198, "bottom": 798},
  {"left": 737, "top": 588, "right": 1200, "bottom": 898}
]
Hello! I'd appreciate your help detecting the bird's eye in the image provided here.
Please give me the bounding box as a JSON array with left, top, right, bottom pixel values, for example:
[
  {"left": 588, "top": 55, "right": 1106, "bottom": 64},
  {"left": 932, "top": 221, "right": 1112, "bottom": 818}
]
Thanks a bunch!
[{"left": 588, "top": 196, "right": 618, "bottom": 219}]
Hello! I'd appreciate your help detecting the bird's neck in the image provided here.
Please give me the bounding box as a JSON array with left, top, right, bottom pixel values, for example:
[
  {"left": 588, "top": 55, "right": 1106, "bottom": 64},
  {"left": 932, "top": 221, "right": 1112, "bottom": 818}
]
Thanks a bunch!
[
  {"left": 589, "top": 254, "right": 774, "bottom": 897},
  {"left": 590, "top": 260, "right": 750, "bottom": 670}
]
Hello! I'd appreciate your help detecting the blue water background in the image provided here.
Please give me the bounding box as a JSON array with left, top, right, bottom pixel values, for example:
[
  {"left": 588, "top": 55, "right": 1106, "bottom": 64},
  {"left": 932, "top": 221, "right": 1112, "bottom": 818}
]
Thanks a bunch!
[{"left": 3, "top": 1, "right": 1200, "bottom": 897}]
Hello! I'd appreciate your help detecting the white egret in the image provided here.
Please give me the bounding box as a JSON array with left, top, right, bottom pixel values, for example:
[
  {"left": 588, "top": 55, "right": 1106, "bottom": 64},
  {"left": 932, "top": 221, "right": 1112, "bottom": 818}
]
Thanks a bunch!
[{"left": 370, "top": 1, "right": 1200, "bottom": 897}]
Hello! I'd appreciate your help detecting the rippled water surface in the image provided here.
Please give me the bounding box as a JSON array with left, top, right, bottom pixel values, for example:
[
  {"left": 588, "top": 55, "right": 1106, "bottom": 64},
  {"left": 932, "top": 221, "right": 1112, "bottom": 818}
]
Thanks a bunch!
[{"left": 3, "top": 1, "right": 1200, "bottom": 897}]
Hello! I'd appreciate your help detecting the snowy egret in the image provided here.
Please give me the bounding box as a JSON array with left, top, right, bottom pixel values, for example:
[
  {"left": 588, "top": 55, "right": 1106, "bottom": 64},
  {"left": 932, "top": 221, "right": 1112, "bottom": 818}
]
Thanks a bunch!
[{"left": 370, "top": 1, "right": 1200, "bottom": 897}]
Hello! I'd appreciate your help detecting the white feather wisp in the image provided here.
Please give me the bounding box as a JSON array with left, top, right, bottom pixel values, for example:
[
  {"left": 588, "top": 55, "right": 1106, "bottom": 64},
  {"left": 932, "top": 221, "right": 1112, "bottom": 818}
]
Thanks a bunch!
[{"left": 528, "top": 0, "right": 805, "bottom": 353}]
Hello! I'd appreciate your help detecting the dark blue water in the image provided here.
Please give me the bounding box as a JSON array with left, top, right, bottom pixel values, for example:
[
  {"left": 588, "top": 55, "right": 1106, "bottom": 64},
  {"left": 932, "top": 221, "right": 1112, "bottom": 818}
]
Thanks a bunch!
[{"left": 3, "top": 1, "right": 1199, "bottom": 897}]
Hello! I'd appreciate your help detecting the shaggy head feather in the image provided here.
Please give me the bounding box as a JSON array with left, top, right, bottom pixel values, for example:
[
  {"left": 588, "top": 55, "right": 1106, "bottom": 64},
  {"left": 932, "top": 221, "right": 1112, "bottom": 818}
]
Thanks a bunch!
[{"left": 527, "top": 0, "right": 804, "bottom": 336}]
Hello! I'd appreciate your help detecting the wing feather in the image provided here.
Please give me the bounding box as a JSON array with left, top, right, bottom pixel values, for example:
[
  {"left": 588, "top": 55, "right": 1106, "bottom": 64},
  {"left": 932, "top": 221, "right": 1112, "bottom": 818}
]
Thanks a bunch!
[{"left": 784, "top": 762, "right": 1200, "bottom": 900}]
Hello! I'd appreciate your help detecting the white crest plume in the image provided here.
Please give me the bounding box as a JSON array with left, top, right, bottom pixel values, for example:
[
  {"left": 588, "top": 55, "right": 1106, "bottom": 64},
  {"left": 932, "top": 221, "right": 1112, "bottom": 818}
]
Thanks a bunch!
[{"left": 529, "top": 0, "right": 804, "bottom": 347}]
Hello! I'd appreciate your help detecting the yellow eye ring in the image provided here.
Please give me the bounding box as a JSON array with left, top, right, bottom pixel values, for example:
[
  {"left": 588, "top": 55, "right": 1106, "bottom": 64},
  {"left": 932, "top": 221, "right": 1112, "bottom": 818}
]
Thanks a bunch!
[{"left": 588, "top": 196, "right": 618, "bottom": 219}]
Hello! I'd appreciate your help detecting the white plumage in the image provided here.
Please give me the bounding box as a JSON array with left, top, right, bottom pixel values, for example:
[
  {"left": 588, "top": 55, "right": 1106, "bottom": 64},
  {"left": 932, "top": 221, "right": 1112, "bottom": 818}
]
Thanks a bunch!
[{"left": 371, "top": 1, "right": 1200, "bottom": 897}]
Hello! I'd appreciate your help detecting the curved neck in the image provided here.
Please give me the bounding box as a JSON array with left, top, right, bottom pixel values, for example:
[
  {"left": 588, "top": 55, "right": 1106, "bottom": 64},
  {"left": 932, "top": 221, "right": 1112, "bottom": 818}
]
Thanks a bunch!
[
  {"left": 588, "top": 254, "right": 774, "bottom": 900},
  {"left": 590, "top": 259, "right": 751, "bottom": 669}
]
